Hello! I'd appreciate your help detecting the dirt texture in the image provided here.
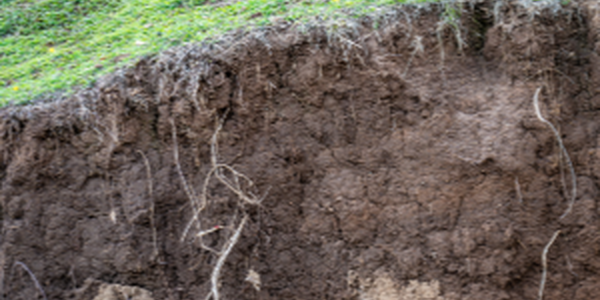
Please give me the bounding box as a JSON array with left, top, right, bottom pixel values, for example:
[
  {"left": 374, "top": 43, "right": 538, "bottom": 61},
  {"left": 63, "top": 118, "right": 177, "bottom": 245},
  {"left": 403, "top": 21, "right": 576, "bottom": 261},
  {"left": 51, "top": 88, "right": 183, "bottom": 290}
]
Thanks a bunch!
[{"left": 2, "top": 1, "right": 600, "bottom": 299}]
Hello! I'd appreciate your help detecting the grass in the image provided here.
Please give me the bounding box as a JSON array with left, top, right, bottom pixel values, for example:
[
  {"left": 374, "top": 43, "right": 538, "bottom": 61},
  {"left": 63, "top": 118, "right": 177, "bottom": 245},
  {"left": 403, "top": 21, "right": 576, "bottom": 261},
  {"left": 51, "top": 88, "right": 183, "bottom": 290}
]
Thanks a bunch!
[
  {"left": 0, "top": 0, "right": 563, "bottom": 106},
  {"left": 0, "top": 0, "right": 448, "bottom": 106}
]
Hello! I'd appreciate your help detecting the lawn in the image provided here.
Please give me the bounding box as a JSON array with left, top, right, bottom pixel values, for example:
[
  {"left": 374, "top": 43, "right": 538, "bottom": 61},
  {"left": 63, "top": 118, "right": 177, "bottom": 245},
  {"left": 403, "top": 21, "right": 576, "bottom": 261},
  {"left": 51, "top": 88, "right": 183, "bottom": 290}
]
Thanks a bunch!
[{"left": 1, "top": 0, "right": 455, "bottom": 105}]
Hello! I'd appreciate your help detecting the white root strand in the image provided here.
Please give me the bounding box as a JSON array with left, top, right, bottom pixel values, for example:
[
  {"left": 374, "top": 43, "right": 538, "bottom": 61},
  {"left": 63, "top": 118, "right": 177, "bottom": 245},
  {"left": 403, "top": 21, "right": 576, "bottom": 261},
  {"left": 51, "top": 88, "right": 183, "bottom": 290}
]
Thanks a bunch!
[
  {"left": 209, "top": 215, "right": 248, "bottom": 300},
  {"left": 538, "top": 230, "right": 561, "bottom": 300},
  {"left": 533, "top": 88, "right": 577, "bottom": 219}
]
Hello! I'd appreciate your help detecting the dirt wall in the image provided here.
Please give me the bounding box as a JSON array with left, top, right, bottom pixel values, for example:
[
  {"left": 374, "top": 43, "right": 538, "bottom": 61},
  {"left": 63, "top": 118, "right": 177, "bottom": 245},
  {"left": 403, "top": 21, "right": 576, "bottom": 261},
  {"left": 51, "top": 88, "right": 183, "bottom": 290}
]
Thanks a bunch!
[{"left": 2, "top": 1, "right": 600, "bottom": 299}]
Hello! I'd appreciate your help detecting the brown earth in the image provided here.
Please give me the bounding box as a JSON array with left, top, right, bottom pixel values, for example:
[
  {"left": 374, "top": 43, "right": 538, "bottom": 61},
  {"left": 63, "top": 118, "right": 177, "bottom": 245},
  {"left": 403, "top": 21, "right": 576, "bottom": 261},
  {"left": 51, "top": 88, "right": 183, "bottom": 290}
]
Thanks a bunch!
[{"left": 2, "top": 1, "right": 600, "bottom": 299}]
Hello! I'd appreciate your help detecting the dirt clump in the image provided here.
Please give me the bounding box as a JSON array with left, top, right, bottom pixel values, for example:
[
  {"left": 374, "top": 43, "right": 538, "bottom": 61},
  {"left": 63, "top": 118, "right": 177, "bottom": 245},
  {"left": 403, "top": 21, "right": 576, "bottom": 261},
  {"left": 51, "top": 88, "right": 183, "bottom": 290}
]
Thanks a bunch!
[{"left": 1, "top": 1, "right": 600, "bottom": 299}]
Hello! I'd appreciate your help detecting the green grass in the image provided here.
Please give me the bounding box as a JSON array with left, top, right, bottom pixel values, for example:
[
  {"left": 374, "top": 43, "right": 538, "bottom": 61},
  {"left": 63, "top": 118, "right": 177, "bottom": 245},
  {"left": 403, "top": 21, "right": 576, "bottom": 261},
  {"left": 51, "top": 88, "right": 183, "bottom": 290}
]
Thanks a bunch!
[{"left": 2, "top": 0, "right": 454, "bottom": 106}]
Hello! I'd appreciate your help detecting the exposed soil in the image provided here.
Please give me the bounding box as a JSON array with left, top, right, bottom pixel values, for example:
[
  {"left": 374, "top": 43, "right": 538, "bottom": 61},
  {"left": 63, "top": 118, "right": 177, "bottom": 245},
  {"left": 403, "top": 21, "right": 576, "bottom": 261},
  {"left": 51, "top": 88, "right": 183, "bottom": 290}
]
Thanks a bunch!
[{"left": 2, "top": 1, "right": 600, "bottom": 299}]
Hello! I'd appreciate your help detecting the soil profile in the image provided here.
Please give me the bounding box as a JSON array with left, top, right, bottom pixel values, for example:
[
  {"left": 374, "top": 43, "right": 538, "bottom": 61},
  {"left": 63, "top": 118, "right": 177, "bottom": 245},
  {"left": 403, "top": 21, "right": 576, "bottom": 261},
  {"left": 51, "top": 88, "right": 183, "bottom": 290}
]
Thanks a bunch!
[{"left": 2, "top": 1, "right": 600, "bottom": 299}]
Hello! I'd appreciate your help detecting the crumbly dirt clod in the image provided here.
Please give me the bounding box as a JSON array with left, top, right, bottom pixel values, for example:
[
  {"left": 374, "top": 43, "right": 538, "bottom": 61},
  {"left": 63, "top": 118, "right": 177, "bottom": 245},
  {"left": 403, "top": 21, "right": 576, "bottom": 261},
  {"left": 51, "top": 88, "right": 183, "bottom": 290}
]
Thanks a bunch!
[
  {"left": 1, "top": 1, "right": 600, "bottom": 300},
  {"left": 92, "top": 283, "right": 154, "bottom": 300}
]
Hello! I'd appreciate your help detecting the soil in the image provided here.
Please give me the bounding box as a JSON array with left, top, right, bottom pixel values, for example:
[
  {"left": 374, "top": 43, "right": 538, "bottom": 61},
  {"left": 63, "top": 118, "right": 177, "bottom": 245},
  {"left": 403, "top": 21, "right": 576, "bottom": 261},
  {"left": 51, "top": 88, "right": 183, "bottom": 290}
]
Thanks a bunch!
[{"left": 2, "top": 1, "right": 600, "bottom": 299}]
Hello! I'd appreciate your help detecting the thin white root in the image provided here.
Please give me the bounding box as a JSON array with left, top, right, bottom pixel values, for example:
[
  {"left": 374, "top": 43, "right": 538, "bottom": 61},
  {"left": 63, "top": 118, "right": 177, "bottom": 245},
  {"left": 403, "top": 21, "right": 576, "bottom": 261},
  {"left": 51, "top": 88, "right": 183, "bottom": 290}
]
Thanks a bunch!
[
  {"left": 436, "top": 24, "right": 446, "bottom": 82},
  {"left": 190, "top": 73, "right": 203, "bottom": 113},
  {"left": 210, "top": 120, "right": 223, "bottom": 168},
  {"left": 402, "top": 35, "right": 424, "bottom": 78},
  {"left": 538, "top": 230, "right": 560, "bottom": 300},
  {"left": 558, "top": 148, "right": 568, "bottom": 208},
  {"left": 171, "top": 119, "right": 204, "bottom": 242},
  {"left": 137, "top": 150, "right": 158, "bottom": 258},
  {"left": 533, "top": 88, "right": 577, "bottom": 219},
  {"left": 181, "top": 117, "right": 267, "bottom": 241},
  {"left": 208, "top": 214, "right": 248, "bottom": 300},
  {"left": 14, "top": 261, "right": 47, "bottom": 300},
  {"left": 172, "top": 116, "right": 265, "bottom": 300},
  {"left": 515, "top": 177, "right": 523, "bottom": 204},
  {"left": 565, "top": 254, "right": 578, "bottom": 278},
  {"left": 197, "top": 225, "right": 223, "bottom": 238}
]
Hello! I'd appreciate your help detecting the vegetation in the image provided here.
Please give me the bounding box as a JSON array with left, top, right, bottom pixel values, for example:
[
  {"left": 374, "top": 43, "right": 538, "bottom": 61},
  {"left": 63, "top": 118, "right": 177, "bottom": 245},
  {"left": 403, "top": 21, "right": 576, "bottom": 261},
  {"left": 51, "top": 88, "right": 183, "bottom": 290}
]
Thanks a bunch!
[
  {"left": 1, "top": 0, "right": 454, "bottom": 106},
  {"left": 1, "top": 0, "right": 558, "bottom": 105}
]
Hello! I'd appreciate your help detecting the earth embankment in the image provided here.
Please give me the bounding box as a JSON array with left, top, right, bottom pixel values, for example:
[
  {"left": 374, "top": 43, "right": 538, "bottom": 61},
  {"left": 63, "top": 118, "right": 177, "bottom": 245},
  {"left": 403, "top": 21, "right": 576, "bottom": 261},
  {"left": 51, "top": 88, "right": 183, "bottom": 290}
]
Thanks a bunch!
[{"left": 2, "top": 1, "right": 600, "bottom": 299}]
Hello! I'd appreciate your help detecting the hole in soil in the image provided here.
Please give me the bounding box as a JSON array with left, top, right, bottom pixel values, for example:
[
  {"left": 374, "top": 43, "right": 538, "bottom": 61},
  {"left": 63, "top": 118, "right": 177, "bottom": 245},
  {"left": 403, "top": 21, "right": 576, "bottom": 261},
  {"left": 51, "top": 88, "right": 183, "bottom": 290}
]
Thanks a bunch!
[{"left": 471, "top": 2, "right": 495, "bottom": 52}]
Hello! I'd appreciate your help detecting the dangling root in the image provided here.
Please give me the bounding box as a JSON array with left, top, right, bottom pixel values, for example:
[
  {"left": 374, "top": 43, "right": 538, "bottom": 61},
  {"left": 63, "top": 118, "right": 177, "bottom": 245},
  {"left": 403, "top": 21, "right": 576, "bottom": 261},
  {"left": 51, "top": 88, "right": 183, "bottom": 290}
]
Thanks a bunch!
[
  {"left": 538, "top": 230, "right": 560, "bottom": 300},
  {"left": 172, "top": 115, "right": 267, "bottom": 300},
  {"left": 532, "top": 88, "right": 577, "bottom": 219},
  {"left": 137, "top": 150, "right": 158, "bottom": 258},
  {"left": 207, "top": 214, "right": 248, "bottom": 300},
  {"left": 13, "top": 261, "right": 47, "bottom": 300}
]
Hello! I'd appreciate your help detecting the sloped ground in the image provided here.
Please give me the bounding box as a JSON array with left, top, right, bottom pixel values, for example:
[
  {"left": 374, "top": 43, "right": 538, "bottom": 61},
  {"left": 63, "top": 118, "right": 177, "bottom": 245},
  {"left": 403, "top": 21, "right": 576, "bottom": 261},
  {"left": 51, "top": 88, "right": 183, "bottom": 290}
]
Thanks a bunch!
[{"left": 2, "top": 1, "right": 600, "bottom": 299}]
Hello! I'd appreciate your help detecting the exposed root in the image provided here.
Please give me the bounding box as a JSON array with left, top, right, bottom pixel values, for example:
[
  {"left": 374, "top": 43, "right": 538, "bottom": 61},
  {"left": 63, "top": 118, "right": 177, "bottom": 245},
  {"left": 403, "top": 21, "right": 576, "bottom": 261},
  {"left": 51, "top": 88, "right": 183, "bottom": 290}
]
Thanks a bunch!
[
  {"left": 171, "top": 119, "right": 203, "bottom": 242},
  {"left": 189, "top": 72, "right": 203, "bottom": 112},
  {"left": 515, "top": 177, "right": 523, "bottom": 204},
  {"left": 532, "top": 88, "right": 577, "bottom": 219},
  {"left": 436, "top": 24, "right": 446, "bottom": 83},
  {"left": 565, "top": 254, "right": 578, "bottom": 278},
  {"left": 207, "top": 214, "right": 248, "bottom": 300},
  {"left": 137, "top": 150, "right": 158, "bottom": 258},
  {"left": 13, "top": 261, "right": 47, "bottom": 300},
  {"left": 558, "top": 145, "right": 568, "bottom": 210},
  {"left": 172, "top": 115, "right": 266, "bottom": 299},
  {"left": 538, "top": 230, "right": 560, "bottom": 300},
  {"left": 402, "top": 35, "right": 424, "bottom": 78},
  {"left": 180, "top": 117, "right": 267, "bottom": 241}
]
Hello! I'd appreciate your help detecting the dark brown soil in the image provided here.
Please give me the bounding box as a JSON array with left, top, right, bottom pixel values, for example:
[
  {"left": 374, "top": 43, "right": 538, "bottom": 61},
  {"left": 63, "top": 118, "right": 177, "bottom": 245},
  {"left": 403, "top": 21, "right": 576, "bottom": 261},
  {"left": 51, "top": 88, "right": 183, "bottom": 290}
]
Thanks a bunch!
[{"left": 2, "top": 1, "right": 600, "bottom": 299}]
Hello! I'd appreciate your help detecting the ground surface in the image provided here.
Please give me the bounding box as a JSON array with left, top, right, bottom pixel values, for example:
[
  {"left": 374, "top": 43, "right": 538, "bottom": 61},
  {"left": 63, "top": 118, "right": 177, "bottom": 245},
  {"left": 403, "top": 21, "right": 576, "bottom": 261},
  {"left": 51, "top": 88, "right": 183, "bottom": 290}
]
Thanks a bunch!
[
  {"left": 0, "top": 0, "right": 437, "bottom": 105},
  {"left": 2, "top": 1, "right": 600, "bottom": 299}
]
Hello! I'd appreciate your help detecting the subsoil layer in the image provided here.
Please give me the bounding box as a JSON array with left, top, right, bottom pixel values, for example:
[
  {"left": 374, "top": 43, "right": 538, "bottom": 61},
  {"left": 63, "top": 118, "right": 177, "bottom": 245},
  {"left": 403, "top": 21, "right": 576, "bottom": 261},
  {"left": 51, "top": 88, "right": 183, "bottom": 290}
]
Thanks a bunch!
[{"left": 2, "top": 1, "right": 600, "bottom": 299}]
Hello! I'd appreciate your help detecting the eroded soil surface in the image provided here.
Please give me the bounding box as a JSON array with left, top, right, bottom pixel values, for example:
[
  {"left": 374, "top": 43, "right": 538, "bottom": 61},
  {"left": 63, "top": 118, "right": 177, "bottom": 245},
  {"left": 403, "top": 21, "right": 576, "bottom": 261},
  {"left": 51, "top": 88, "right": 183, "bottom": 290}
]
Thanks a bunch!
[{"left": 2, "top": 1, "right": 600, "bottom": 299}]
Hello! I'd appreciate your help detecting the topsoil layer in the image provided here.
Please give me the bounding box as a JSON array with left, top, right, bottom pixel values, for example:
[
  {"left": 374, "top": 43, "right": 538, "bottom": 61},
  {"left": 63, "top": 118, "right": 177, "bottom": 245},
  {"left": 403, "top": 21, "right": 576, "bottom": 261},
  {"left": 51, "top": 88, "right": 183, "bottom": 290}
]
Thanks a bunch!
[{"left": 2, "top": 1, "right": 600, "bottom": 299}]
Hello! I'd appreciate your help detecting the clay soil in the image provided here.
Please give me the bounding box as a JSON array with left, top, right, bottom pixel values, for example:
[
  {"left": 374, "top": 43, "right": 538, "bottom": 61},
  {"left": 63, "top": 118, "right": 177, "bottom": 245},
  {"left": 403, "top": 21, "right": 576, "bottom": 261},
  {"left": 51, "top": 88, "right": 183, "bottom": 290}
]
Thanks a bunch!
[{"left": 2, "top": 1, "right": 600, "bottom": 299}]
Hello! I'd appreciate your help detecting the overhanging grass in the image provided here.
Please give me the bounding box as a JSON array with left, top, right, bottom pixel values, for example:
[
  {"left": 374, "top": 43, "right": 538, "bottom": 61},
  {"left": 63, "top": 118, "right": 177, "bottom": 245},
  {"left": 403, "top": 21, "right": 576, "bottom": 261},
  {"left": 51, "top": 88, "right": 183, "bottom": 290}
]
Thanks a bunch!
[{"left": 1, "top": 0, "right": 448, "bottom": 106}]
